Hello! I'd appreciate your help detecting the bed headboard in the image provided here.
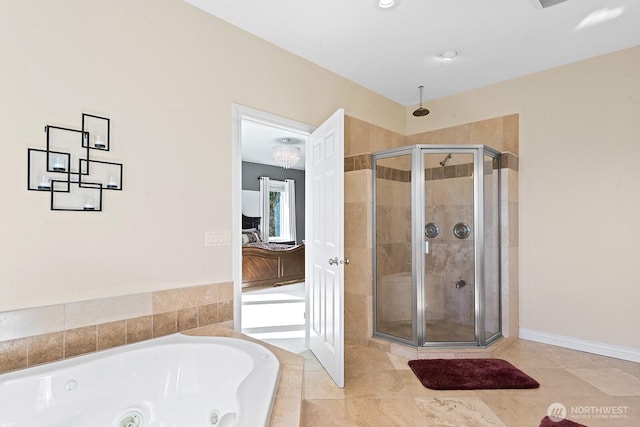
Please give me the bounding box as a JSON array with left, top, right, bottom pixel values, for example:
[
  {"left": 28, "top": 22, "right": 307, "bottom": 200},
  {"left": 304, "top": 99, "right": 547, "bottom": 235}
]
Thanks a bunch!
[{"left": 242, "top": 214, "right": 261, "bottom": 230}]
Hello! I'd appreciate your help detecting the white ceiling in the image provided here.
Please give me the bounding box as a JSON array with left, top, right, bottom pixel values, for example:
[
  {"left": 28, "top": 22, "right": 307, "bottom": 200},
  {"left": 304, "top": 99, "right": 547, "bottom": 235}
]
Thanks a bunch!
[
  {"left": 241, "top": 119, "right": 307, "bottom": 170},
  {"left": 186, "top": 0, "right": 640, "bottom": 169},
  {"left": 185, "top": 0, "right": 640, "bottom": 106}
]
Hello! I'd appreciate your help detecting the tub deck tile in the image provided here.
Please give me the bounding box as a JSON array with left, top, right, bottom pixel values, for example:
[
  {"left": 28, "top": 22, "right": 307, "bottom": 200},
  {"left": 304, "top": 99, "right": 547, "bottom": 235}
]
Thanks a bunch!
[{"left": 184, "top": 324, "right": 304, "bottom": 427}]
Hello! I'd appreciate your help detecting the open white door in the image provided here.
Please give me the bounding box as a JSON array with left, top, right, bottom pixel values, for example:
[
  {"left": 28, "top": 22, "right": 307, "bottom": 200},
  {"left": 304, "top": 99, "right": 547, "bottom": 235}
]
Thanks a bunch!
[{"left": 306, "top": 109, "right": 345, "bottom": 388}]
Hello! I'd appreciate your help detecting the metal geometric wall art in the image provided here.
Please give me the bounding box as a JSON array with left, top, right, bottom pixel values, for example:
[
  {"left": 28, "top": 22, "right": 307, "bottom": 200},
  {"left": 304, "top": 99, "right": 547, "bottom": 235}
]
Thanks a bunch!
[{"left": 27, "top": 113, "right": 123, "bottom": 211}]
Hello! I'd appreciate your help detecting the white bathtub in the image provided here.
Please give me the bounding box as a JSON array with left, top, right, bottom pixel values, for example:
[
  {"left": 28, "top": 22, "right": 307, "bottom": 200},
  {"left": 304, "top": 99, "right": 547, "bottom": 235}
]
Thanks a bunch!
[{"left": 0, "top": 334, "right": 280, "bottom": 427}]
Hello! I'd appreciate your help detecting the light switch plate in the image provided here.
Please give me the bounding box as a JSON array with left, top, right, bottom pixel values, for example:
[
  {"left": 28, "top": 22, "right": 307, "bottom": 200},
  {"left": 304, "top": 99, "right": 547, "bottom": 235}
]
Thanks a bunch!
[{"left": 205, "top": 230, "right": 231, "bottom": 247}]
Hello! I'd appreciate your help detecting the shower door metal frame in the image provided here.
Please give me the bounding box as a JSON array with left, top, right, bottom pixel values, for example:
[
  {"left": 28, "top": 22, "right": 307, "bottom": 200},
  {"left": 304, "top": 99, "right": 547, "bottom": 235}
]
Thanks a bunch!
[
  {"left": 480, "top": 146, "right": 503, "bottom": 347},
  {"left": 372, "top": 147, "right": 419, "bottom": 347},
  {"left": 419, "top": 145, "right": 480, "bottom": 347},
  {"left": 372, "top": 144, "right": 502, "bottom": 348}
]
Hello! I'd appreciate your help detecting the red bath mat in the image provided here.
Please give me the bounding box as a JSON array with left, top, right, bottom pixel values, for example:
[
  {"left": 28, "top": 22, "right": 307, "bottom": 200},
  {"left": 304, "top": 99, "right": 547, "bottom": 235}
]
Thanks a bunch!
[{"left": 408, "top": 358, "right": 540, "bottom": 390}]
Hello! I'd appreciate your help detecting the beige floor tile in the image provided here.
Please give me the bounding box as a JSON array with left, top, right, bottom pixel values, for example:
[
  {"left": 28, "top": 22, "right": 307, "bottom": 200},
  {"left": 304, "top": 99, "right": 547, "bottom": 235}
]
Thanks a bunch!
[
  {"left": 344, "top": 369, "right": 414, "bottom": 399},
  {"left": 567, "top": 368, "right": 640, "bottom": 396},
  {"left": 302, "top": 399, "right": 357, "bottom": 427},
  {"left": 270, "top": 397, "right": 302, "bottom": 427},
  {"left": 277, "top": 364, "right": 304, "bottom": 400},
  {"left": 301, "top": 350, "right": 326, "bottom": 372},
  {"left": 303, "top": 369, "right": 347, "bottom": 400},
  {"left": 481, "top": 395, "right": 558, "bottom": 427},
  {"left": 398, "top": 369, "right": 480, "bottom": 399},
  {"left": 387, "top": 351, "right": 412, "bottom": 371},
  {"left": 537, "top": 346, "right": 619, "bottom": 369},
  {"left": 346, "top": 398, "right": 428, "bottom": 427},
  {"left": 297, "top": 339, "right": 640, "bottom": 427},
  {"left": 524, "top": 367, "right": 605, "bottom": 397},
  {"left": 496, "top": 343, "right": 562, "bottom": 370},
  {"left": 602, "top": 357, "right": 640, "bottom": 378},
  {"left": 414, "top": 396, "right": 507, "bottom": 426},
  {"left": 345, "top": 343, "right": 396, "bottom": 374}
]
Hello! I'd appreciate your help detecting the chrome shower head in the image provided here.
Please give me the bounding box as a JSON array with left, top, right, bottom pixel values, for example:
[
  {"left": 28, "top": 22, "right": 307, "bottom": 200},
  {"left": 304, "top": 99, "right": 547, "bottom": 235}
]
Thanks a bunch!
[
  {"left": 412, "top": 85, "right": 430, "bottom": 117},
  {"left": 439, "top": 153, "right": 452, "bottom": 167}
]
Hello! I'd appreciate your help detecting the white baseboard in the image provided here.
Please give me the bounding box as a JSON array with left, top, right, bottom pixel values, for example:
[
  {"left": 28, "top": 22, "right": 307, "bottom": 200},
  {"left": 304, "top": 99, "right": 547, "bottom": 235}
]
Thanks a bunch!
[{"left": 519, "top": 328, "right": 640, "bottom": 363}]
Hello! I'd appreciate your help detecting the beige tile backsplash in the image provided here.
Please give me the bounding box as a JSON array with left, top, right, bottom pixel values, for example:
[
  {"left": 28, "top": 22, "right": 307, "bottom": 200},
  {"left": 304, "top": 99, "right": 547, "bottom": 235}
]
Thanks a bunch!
[
  {"left": 97, "top": 320, "right": 126, "bottom": 351},
  {"left": 64, "top": 293, "right": 152, "bottom": 329},
  {"left": 0, "top": 305, "right": 64, "bottom": 342},
  {"left": 0, "top": 281, "right": 233, "bottom": 374}
]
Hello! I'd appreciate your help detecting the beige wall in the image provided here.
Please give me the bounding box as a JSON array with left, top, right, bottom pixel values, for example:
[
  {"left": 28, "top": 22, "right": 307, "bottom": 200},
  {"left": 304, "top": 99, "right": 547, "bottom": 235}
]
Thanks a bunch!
[
  {"left": 2, "top": 0, "right": 637, "bottom": 355},
  {"left": 405, "top": 46, "right": 640, "bottom": 351},
  {"left": 0, "top": 0, "right": 403, "bottom": 312}
]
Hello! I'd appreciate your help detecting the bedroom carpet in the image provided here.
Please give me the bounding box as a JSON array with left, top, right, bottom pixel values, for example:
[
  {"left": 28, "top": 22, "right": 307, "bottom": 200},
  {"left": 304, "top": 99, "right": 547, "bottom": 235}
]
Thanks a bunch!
[{"left": 408, "top": 358, "right": 540, "bottom": 390}]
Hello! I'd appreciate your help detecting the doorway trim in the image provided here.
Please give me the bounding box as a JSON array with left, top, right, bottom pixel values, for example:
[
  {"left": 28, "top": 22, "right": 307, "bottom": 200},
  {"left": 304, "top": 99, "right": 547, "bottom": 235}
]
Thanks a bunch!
[{"left": 231, "top": 104, "right": 314, "bottom": 331}]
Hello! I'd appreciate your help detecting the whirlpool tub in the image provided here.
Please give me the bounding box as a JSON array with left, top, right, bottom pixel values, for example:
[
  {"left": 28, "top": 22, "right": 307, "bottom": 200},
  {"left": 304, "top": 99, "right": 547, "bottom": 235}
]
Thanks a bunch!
[{"left": 0, "top": 334, "right": 280, "bottom": 427}]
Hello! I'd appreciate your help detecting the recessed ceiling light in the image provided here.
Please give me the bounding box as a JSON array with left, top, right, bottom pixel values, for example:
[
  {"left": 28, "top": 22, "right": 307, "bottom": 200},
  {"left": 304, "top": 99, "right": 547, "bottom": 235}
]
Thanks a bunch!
[
  {"left": 377, "top": 0, "right": 400, "bottom": 10},
  {"left": 438, "top": 50, "right": 459, "bottom": 60}
]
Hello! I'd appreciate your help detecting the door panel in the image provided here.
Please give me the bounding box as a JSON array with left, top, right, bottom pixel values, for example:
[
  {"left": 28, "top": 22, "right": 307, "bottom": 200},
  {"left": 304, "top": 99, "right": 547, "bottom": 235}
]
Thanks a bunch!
[
  {"left": 306, "top": 109, "right": 344, "bottom": 388},
  {"left": 373, "top": 153, "right": 415, "bottom": 342},
  {"left": 423, "top": 151, "right": 476, "bottom": 343}
]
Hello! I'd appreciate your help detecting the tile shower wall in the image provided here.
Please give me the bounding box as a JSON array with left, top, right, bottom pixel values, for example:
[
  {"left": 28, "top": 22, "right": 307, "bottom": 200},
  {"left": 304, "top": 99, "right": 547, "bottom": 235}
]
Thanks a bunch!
[
  {"left": 424, "top": 168, "right": 475, "bottom": 325},
  {"left": 0, "top": 282, "right": 233, "bottom": 374},
  {"left": 343, "top": 115, "right": 519, "bottom": 345},
  {"left": 344, "top": 154, "right": 374, "bottom": 345}
]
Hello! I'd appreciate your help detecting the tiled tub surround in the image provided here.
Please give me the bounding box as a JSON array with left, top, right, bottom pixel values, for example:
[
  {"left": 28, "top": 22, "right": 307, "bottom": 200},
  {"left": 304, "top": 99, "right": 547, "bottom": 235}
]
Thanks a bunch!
[
  {"left": 343, "top": 114, "right": 519, "bottom": 352},
  {"left": 0, "top": 281, "right": 233, "bottom": 374},
  {"left": 186, "top": 324, "right": 305, "bottom": 427}
]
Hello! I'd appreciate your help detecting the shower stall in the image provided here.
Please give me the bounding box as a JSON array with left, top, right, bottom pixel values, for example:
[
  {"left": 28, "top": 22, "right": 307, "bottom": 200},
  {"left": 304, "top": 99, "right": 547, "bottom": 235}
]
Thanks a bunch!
[{"left": 373, "top": 145, "right": 502, "bottom": 347}]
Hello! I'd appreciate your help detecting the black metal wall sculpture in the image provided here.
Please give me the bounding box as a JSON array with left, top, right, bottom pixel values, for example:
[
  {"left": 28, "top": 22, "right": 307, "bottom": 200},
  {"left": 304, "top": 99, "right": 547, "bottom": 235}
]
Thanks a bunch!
[{"left": 27, "top": 113, "right": 123, "bottom": 211}]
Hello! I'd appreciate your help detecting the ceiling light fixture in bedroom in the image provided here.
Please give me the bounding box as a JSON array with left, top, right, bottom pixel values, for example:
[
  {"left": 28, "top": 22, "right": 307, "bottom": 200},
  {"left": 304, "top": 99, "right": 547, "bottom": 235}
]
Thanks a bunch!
[{"left": 272, "top": 138, "right": 301, "bottom": 169}]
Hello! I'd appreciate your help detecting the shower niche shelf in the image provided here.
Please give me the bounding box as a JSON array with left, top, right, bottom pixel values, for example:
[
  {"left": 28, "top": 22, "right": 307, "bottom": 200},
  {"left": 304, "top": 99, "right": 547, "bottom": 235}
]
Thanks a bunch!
[{"left": 27, "top": 113, "right": 123, "bottom": 212}]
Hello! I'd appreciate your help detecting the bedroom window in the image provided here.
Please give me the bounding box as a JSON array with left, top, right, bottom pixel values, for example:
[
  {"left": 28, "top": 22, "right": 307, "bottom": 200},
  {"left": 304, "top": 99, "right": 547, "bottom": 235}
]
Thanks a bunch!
[
  {"left": 259, "top": 177, "right": 297, "bottom": 243},
  {"left": 269, "top": 189, "right": 285, "bottom": 239}
]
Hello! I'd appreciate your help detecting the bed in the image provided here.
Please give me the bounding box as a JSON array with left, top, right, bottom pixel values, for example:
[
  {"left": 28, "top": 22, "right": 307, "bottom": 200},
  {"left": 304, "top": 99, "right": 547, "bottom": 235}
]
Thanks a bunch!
[{"left": 241, "top": 215, "right": 305, "bottom": 290}]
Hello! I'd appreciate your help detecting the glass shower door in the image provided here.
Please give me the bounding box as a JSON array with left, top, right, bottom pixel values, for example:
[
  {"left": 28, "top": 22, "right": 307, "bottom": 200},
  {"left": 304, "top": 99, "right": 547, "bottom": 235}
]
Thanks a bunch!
[
  {"left": 483, "top": 152, "right": 501, "bottom": 341},
  {"left": 373, "top": 152, "right": 415, "bottom": 343},
  {"left": 423, "top": 151, "right": 476, "bottom": 343}
]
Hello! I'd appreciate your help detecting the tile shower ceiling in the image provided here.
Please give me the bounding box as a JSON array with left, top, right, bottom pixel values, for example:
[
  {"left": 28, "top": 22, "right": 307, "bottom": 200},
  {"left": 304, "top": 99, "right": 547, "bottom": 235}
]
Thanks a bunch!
[{"left": 184, "top": 0, "right": 640, "bottom": 106}]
